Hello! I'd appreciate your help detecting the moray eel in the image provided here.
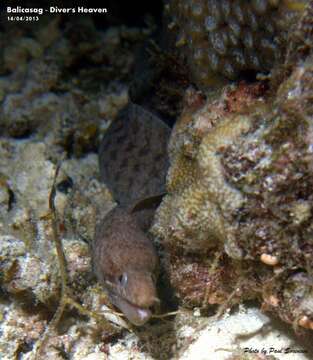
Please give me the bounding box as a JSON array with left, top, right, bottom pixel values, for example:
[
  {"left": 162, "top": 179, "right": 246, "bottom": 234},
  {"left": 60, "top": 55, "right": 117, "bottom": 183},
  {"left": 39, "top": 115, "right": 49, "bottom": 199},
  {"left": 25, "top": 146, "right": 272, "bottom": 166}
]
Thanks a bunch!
[{"left": 92, "top": 104, "right": 170, "bottom": 326}]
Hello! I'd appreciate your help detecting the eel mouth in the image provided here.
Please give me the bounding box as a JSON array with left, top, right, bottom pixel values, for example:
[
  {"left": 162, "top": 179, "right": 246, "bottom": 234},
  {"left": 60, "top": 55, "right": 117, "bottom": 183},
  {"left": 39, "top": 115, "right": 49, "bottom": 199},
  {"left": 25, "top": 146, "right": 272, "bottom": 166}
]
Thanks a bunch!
[{"left": 111, "top": 294, "right": 152, "bottom": 326}]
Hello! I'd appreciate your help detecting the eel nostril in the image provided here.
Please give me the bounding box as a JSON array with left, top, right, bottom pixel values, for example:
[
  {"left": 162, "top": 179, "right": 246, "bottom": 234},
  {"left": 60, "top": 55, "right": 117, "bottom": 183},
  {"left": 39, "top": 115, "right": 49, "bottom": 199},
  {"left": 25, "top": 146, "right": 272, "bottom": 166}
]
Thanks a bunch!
[{"left": 119, "top": 273, "right": 128, "bottom": 287}]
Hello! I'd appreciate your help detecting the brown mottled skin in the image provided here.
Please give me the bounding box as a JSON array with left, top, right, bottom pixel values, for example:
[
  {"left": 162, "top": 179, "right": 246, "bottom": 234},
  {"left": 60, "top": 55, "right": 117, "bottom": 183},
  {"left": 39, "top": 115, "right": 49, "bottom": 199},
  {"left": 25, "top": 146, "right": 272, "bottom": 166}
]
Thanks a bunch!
[{"left": 93, "top": 104, "right": 170, "bottom": 325}]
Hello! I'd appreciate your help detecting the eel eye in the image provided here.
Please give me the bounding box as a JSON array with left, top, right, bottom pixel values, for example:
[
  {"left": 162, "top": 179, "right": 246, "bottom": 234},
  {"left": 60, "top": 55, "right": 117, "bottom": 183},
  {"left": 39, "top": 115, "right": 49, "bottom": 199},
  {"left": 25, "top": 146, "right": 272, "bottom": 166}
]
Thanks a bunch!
[{"left": 118, "top": 273, "right": 128, "bottom": 287}]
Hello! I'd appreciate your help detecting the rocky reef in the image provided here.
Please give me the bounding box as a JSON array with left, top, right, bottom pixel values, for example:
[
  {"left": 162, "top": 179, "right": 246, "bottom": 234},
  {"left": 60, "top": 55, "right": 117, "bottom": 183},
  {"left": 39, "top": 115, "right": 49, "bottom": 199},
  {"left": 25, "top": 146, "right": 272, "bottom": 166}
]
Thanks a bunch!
[
  {"left": 0, "top": 12, "right": 154, "bottom": 359},
  {"left": 0, "top": 0, "right": 313, "bottom": 359},
  {"left": 153, "top": 0, "right": 313, "bottom": 331}
]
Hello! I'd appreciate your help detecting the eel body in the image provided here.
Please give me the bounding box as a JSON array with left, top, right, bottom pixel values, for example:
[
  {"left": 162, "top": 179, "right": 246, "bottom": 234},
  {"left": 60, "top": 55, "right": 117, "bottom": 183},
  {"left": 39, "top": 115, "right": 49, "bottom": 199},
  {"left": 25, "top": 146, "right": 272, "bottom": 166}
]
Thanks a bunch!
[{"left": 92, "top": 103, "right": 170, "bottom": 325}]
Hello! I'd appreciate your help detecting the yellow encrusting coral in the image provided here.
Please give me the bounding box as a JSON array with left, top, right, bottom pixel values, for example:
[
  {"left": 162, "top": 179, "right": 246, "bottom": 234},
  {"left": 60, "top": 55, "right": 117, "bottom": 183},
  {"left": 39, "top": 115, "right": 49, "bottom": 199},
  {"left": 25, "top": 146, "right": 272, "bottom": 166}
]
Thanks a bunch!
[{"left": 154, "top": 97, "right": 268, "bottom": 255}]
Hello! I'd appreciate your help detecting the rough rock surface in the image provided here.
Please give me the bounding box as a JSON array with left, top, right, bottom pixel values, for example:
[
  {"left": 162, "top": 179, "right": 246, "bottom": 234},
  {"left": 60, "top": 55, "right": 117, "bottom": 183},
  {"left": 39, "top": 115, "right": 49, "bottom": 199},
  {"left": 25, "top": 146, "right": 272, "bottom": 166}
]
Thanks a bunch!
[{"left": 153, "top": 1, "right": 313, "bottom": 331}]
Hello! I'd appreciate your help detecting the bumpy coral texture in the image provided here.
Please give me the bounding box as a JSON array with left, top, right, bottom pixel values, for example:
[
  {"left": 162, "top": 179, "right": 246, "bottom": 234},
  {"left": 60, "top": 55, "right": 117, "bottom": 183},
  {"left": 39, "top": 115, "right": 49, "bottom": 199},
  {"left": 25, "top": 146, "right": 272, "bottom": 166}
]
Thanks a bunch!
[
  {"left": 153, "top": 2, "right": 313, "bottom": 329},
  {"left": 167, "top": 0, "right": 307, "bottom": 86}
]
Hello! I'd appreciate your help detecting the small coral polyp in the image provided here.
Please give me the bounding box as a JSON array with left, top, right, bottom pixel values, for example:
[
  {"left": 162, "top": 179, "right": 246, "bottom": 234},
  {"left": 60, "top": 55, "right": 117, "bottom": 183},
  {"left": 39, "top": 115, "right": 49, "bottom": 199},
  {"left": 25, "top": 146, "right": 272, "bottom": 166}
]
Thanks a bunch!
[{"left": 167, "top": 0, "right": 307, "bottom": 86}]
